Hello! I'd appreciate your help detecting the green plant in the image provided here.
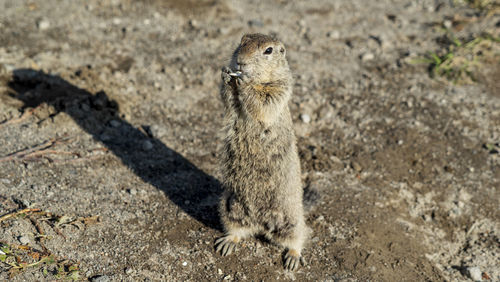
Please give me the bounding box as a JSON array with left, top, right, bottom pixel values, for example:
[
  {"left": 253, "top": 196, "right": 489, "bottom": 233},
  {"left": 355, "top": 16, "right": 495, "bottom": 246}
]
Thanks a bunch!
[
  {"left": 0, "top": 242, "right": 80, "bottom": 280},
  {"left": 415, "top": 34, "right": 500, "bottom": 83}
]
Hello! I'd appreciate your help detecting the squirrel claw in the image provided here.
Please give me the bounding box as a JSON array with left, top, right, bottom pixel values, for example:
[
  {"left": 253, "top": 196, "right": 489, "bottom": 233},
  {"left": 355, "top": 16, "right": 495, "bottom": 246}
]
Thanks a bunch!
[
  {"left": 221, "top": 69, "right": 232, "bottom": 84},
  {"left": 215, "top": 235, "right": 238, "bottom": 256},
  {"left": 283, "top": 249, "right": 303, "bottom": 271}
]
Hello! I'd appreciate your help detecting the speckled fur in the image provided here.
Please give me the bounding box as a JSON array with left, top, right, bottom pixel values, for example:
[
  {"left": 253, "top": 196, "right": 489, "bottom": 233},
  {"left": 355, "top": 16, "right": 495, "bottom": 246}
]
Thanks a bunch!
[{"left": 216, "top": 34, "right": 308, "bottom": 271}]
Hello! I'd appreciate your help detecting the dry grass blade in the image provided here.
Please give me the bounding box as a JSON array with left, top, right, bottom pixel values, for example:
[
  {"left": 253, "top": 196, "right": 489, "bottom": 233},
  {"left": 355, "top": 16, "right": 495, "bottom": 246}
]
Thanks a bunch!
[
  {"left": 0, "top": 208, "right": 41, "bottom": 223},
  {"left": 0, "top": 106, "right": 40, "bottom": 129}
]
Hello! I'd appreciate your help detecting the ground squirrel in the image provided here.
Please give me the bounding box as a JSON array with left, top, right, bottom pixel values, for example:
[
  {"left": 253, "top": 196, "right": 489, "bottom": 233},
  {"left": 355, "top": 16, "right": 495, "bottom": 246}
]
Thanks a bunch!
[{"left": 215, "top": 33, "right": 308, "bottom": 271}]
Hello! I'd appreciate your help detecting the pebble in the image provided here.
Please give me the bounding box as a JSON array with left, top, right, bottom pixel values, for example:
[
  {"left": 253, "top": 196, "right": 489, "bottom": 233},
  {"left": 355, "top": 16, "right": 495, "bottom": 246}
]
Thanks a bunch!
[
  {"left": 188, "top": 19, "right": 198, "bottom": 28},
  {"left": 351, "top": 161, "right": 362, "bottom": 172},
  {"left": 128, "top": 188, "right": 137, "bottom": 195},
  {"left": 91, "top": 275, "right": 110, "bottom": 282},
  {"left": 361, "top": 52, "right": 375, "bottom": 61},
  {"left": 18, "top": 235, "right": 29, "bottom": 245},
  {"left": 125, "top": 267, "right": 133, "bottom": 274},
  {"left": 150, "top": 124, "right": 167, "bottom": 138},
  {"left": 466, "top": 266, "right": 482, "bottom": 281},
  {"left": 142, "top": 140, "right": 153, "bottom": 151},
  {"left": 248, "top": 19, "right": 263, "bottom": 27},
  {"left": 100, "top": 133, "right": 112, "bottom": 142},
  {"left": 0, "top": 178, "right": 11, "bottom": 184},
  {"left": 327, "top": 30, "right": 340, "bottom": 39},
  {"left": 218, "top": 268, "right": 223, "bottom": 275},
  {"left": 300, "top": 113, "right": 311, "bottom": 123},
  {"left": 37, "top": 19, "right": 50, "bottom": 30},
  {"left": 218, "top": 27, "right": 230, "bottom": 35},
  {"left": 443, "top": 20, "right": 452, "bottom": 29},
  {"left": 109, "top": 120, "right": 121, "bottom": 127}
]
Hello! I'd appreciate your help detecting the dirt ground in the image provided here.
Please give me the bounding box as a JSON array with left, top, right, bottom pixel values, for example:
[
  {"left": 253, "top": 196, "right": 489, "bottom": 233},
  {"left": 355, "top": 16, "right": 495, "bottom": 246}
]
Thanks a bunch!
[{"left": 0, "top": 0, "right": 499, "bottom": 281}]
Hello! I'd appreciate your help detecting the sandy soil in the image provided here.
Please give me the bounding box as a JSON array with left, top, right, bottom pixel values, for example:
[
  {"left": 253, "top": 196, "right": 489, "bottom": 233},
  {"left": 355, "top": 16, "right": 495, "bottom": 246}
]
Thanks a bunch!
[{"left": 0, "top": 0, "right": 499, "bottom": 281}]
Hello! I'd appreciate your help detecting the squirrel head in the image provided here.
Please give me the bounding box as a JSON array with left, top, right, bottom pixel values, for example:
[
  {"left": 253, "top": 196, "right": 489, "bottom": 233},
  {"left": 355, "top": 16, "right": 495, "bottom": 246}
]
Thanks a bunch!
[{"left": 231, "top": 33, "right": 291, "bottom": 83}]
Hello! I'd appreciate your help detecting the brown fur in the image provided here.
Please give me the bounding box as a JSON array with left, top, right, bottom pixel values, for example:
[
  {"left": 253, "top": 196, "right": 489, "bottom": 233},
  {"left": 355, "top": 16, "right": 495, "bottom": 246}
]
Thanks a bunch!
[{"left": 216, "top": 33, "right": 308, "bottom": 271}]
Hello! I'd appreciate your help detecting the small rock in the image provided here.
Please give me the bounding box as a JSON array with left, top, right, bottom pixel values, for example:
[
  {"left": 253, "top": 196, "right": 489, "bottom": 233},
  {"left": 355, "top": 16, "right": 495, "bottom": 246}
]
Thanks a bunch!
[
  {"left": 142, "top": 140, "right": 153, "bottom": 151},
  {"left": 100, "top": 133, "right": 112, "bottom": 142},
  {"left": 218, "top": 27, "right": 230, "bottom": 35},
  {"left": 248, "top": 19, "right": 263, "bottom": 27},
  {"left": 150, "top": 124, "right": 167, "bottom": 138},
  {"left": 0, "top": 178, "right": 11, "bottom": 184},
  {"left": 81, "top": 103, "right": 90, "bottom": 112},
  {"left": 188, "top": 19, "right": 198, "bottom": 28},
  {"left": 443, "top": 20, "right": 452, "bottom": 29},
  {"left": 109, "top": 120, "right": 121, "bottom": 127},
  {"left": 128, "top": 188, "right": 137, "bottom": 196},
  {"left": 18, "top": 235, "right": 29, "bottom": 245},
  {"left": 218, "top": 268, "right": 223, "bottom": 275},
  {"left": 466, "top": 266, "right": 482, "bottom": 281},
  {"left": 327, "top": 30, "right": 340, "bottom": 39},
  {"left": 300, "top": 113, "right": 311, "bottom": 123},
  {"left": 182, "top": 261, "right": 188, "bottom": 266},
  {"left": 125, "top": 267, "right": 133, "bottom": 275},
  {"left": 351, "top": 161, "right": 362, "bottom": 172},
  {"left": 361, "top": 52, "right": 375, "bottom": 61},
  {"left": 37, "top": 19, "right": 50, "bottom": 30},
  {"left": 91, "top": 275, "right": 110, "bottom": 282}
]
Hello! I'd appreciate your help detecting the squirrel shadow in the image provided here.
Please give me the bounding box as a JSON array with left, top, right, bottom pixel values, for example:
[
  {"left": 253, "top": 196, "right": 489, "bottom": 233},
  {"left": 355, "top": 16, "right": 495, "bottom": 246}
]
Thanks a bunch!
[{"left": 7, "top": 68, "right": 222, "bottom": 231}]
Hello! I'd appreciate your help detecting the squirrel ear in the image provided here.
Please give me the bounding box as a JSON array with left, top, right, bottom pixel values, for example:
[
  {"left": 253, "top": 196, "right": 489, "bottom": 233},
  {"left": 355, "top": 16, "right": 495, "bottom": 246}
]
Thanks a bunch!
[{"left": 241, "top": 34, "right": 253, "bottom": 45}]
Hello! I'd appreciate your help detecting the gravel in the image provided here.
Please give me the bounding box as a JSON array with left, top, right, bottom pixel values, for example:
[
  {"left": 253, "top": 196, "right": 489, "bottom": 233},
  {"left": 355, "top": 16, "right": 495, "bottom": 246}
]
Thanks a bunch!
[{"left": 0, "top": 0, "right": 498, "bottom": 281}]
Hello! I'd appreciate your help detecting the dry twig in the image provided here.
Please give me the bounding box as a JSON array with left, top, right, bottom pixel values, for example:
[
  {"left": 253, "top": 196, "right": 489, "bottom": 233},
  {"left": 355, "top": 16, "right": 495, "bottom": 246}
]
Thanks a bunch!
[
  {"left": 0, "top": 107, "right": 40, "bottom": 129},
  {"left": 0, "top": 137, "right": 68, "bottom": 163},
  {"left": 0, "top": 208, "right": 41, "bottom": 223},
  {"left": 0, "top": 136, "right": 109, "bottom": 164}
]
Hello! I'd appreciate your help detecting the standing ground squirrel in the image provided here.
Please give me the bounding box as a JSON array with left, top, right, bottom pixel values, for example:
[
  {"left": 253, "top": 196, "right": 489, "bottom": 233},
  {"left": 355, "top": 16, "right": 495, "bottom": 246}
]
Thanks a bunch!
[{"left": 215, "top": 33, "right": 308, "bottom": 271}]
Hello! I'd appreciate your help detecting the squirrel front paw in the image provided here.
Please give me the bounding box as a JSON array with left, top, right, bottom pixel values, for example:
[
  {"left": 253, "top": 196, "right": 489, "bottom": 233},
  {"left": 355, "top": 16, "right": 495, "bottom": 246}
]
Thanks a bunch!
[{"left": 221, "top": 67, "right": 232, "bottom": 84}]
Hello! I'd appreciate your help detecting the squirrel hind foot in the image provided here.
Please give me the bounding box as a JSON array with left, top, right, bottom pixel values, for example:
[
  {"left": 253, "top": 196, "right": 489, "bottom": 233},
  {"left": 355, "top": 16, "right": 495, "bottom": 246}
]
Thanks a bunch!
[
  {"left": 214, "top": 235, "right": 239, "bottom": 256},
  {"left": 283, "top": 249, "right": 305, "bottom": 271}
]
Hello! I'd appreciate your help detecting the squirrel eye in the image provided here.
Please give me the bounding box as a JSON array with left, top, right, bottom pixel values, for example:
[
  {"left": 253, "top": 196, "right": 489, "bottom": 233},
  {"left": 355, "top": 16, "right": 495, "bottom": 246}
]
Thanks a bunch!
[{"left": 264, "top": 47, "right": 273, "bottom": 55}]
